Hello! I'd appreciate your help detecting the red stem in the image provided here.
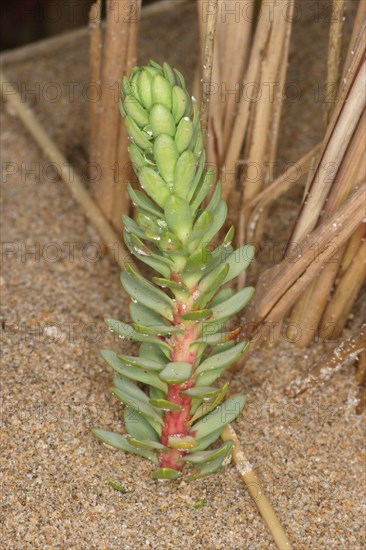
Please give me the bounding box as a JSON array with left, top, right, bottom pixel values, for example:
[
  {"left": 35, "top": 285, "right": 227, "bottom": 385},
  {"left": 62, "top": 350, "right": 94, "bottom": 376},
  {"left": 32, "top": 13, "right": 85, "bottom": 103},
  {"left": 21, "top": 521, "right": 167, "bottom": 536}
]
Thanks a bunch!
[{"left": 159, "top": 285, "right": 199, "bottom": 470}]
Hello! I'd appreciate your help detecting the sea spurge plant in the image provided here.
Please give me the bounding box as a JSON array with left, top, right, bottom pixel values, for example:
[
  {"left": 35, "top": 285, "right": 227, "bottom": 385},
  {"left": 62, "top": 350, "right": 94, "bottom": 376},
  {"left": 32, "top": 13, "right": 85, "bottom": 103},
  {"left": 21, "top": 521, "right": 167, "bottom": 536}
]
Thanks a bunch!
[{"left": 93, "top": 61, "right": 255, "bottom": 480}]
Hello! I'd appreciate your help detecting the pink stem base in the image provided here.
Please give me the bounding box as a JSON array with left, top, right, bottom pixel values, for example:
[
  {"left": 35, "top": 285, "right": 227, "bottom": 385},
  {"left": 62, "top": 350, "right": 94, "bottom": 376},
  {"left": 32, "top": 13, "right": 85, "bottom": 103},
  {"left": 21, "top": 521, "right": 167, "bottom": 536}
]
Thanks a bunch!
[{"left": 159, "top": 305, "right": 198, "bottom": 470}]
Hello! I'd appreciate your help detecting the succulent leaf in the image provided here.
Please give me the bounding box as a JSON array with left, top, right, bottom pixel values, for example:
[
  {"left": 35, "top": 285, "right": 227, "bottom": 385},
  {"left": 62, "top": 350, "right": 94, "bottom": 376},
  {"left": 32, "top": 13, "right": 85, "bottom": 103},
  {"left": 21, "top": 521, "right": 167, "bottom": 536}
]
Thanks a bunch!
[{"left": 92, "top": 429, "right": 157, "bottom": 463}]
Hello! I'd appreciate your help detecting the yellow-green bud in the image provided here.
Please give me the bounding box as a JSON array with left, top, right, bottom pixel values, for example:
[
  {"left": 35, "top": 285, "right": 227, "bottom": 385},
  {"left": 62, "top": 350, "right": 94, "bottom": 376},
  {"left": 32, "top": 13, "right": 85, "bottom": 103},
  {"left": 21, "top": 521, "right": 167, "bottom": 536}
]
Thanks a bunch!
[
  {"left": 172, "top": 85, "right": 189, "bottom": 123},
  {"left": 153, "top": 134, "right": 179, "bottom": 185},
  {"left": 151, "top": 74, "right": 172, "bottom": 110},
  {"left": 149, "top": 104, "right": 176, "bottom": 137},
  {"left": 139, "top": 167, "right": 171, "bottom": 208},
  {"left": 128, "top": 143, "right": 148, "bottom": 172},
  {"left": 124, "top": 96, "right": 149, "bottom": 128},
  {"left": 124, "top": 116, "right": 152, "bottom": 150},
  {"left": 164, "top": 195, "right": 193, "bottom": 242},
  {"left": 175, "top": 117, "right": 194, "bottom": 153},
  {"left": 173, "top": 150, "right": 197, "bottom": 200},
  {"left": 138, "top": 70, "right": 153, "bottom": 110}
]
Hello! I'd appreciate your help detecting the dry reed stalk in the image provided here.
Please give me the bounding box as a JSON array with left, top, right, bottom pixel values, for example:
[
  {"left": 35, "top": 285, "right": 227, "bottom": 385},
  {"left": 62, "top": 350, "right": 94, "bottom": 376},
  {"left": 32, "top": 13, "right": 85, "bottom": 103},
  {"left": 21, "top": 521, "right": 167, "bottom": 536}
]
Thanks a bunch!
[
  {"left": 0, "top": 69, "right": 133, "bottom": 271},
  {"left": 247, "top": 0, "right": 295, "bottom": 252},
  {"left": 324, "top": 0, "right": 345, "bottom": 126},
  {"left": 112, "top": 0, "right": 142, "bottom": 230},
  {"left": 284, "top": 324, "right": 365, "bottom": 398},
  {"left": 241, "top": 1, "right": 294, "bottom": 204},
  {"left": 206, "top": 28, "right": 223, "bottom": 170},
  {"left": 221, "top": 425, "right": 293, "bottom": 550},
  {"left": 288, "top": 16, "right": 366, "bottom": 247},
  {"left": 288, "top": 68, "right": 365, "bottom": 245},
  {"left": 342, "top": 0, "right": 366, "bottom": 78},
  {"left": 222, "top": 0, "right": 293, "bottom": 259},
  {"left": 287, "top": 110, "right": 365, "bottom": 345},
  {"left": 89, "top": 0, "right": 141, "bottom": 232},
  {"left": 89, "top": 0, "right": 102, "bottom": 164},
  {"left": 246, "top": 144, "right": 322, "bottom": 243},
  {"left": 196, "top": 0, "right": 223, "bottom": 171},
  {"left": 198, "top": 0, "right": 219, "bottom": 149},
  {"left": 320, "top": 238, "right": 366, "bottom": 340},
  {"left": 340, "top": 222, "right": 365, "bottom": 272},
  {"left": 231, "top": 183, "right": 366, "bottom": 363},
  {"left": 91, "top": 0, "right": 126, "bottom": 221},
  {"left": 219, "top": 1, "right": 253, "bottom": 153},
  {"left": 286, "top": 15, "right": 366, "bottom": 344},
  {"left": 222, "top": 1, "right": 274, "bottom": 203},
  {"left": 325, "top": 112, "right": 366, "bottom": 210}
]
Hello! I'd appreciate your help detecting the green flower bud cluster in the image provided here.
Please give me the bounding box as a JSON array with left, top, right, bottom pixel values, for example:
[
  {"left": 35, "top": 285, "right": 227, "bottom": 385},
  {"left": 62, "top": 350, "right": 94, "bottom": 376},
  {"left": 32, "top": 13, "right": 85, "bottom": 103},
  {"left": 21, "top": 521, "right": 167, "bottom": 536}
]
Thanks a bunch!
[{"left": 93, "top": 61, "right": 255, "bottom": 481}]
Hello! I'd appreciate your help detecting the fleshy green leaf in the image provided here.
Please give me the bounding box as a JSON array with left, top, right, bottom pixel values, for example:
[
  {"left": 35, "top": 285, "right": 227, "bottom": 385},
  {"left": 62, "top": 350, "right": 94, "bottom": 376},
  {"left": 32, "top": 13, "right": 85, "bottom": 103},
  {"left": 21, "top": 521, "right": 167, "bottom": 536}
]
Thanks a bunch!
[
  {"left": 124, "top": 115, "right": 152, "bottom": 149},
  {"left": 163, "top": 62, "right": 176, "bottom": 86},
  {"left": 191, "top": 394, "right": 246, "bottom": 440},
  {"left": 200, "top": 199, "right": 227, "bottom": 244},
  {"left": 139, "top": 342, "right": 167, "bottom": 364},
  {"left": 92, "top": 428, "right": 157, "bottom": 463},
  {"left": 180, "top": 386, "right": 221, "bottom": 399},
  {"left": 189, "top": 382, "right": 229, "bottom": 424},
  {"left": 193, "top": 264, "right": 229, "bottom": 310},
  {"left": 168, "top": 435, "right": 197, "bottom": 449},
  {"left": 159, "top": 362, "right": 193, "bottom": 384},
  {"left": 193, "top": 498, "right": 206, "bottom": 509},
  {"left": 221, "top": 245, "right": 255, "bottom": 284},
  {"left": 112, "top": 375, "right": 149, "bottom": 403},
  {"left": 190, "top": 168, "right": 214, "bottom": 211},
  {"left": 164, "top": 195, "right": 193, "bottom": 242},
  {"left": 149, "top": 399, "right": 183, "bottom": 411},
  {"left": 182, "top": 247, "right": 208, "bottom": 287},
  {"left": 186, "top": 210, "right": 213, "bottom": 252},
  {"left": 151, "top": 74, "right": 172, "bottom": 111},
  {"left": 209, "top": 287, "right": 235, "bottom": 307},
  {"left": 121, "top": 270, "right": 175, "bottom": 321},
  {"left": 124, "top": 232, "right": 172, "bottom": 278},
  {"left": 123, "top": 215, "right": 147, "bottom": 240},
  {"left": 137, "top": 69, "right": 153, "bottom": 109},
  {"left": 209, "top": 287, "right": 254, "bottom": 322},
  {"left": 194, "top": 330, "right": 239, "bottom": 346},
  {"left": 149, "top": 104, "right": 175, "bottom": 137},
  {"left": 195, "top": 367, "right": 229, "bottom": 387},
  {"left": 105, "top": 318, "right": 171, "bottom": 356},
  {"left": 154, "top": 134, "right": 178, "bottom": 184},
  {"left": 199, "top": 243, "right": 233, "bottom": 281},
  {"left": 180, "top": 309, "right": 212, "bottom": 321},
  {"left": 153, "top": 468, "right": 182, "bottom": 480},
  {"left": 127, "top": 437, "right": 168, "bottom": 451},
  {"left": 124, "top": 406, "right": 160, "bottom": 441},
  {"left": 139, "top": 166, "right": 171, "bottom": 208},
  {"left": 195, "top": 341, "right": 249, "bottom": 375},
  {"left": 124, "top": 95, "right": 149, "bottom": 127},
  {"left": 100, "top": 350, "right": 168, "bottom": 392},
  {"left": 127, "top": 183, "right": 162, "bottom": 217},
  {"left": 182, "top": 441, "right": 233, "bottom": 464},
  {"left": 149, "top": 386, "right": 165, "bottom": 401},
  {"left": 173, "top": 151, "right": 197, "bottom": 200},
  {"left": 190, "top": 427, "right": 224, "bottom": 452},
  {"left": 175, "top": 117, "right": 194, "bottom": 154},
  {"left": 132, "top": 323, "right": 183, "bottom": 336},
  {"left": 172, "top": 85, "right": 189, "bottom": 123},
  {"left": 117, "top": 354, "right": 164, "bottom": 372},
  {"left": 112, "top": 387, "right": 163, "bottom": 424},
  {"left": 153, "top": 277, "right": 188, "bottom": 295},
  {"left": 188, "top": 454, "right": 228, "bottom": 480},
  {"left": 129, "top": 300, "right": 162, "bottom": 326}
]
